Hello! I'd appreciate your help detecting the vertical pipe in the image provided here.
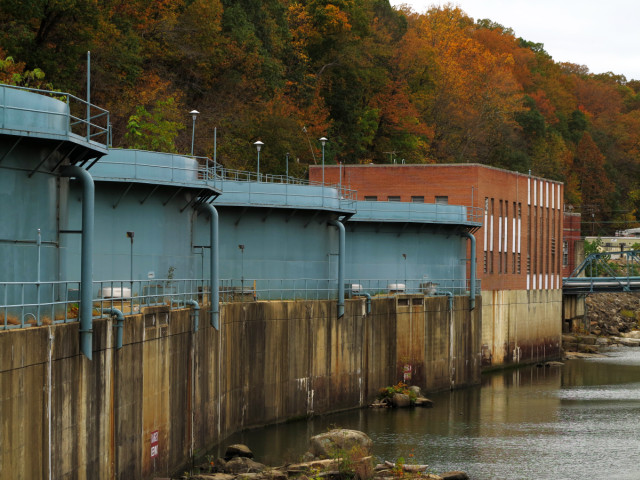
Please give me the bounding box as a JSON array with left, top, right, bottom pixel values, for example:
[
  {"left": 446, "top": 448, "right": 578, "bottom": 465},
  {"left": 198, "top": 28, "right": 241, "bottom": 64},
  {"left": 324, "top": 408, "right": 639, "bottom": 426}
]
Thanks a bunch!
[
  {"left": 102, "top": 308, "right": 124, "bottom": 349},
  {"left": 462, "top": 231, "right": 476, "bottom": 310},
  {"left": 202, "top": 204, "right": 219, "bottom": 329},
  {"left": 86, "top": 51, "right": 90, "bottom": 141},
  {"left": 214, "top": 127, "right": 217, "bottom": 165},
  {"left": 329, "top": 219, "right": 345, "bottom": 318},
  {"left": 36, "top": 228, "right": 41, "bottom": 324},
  {"left": 61, "top": 165, "right": 94, "bottom": 359},
  {"left": 257, "top": 149, "right": 260, "bottom": 181},
  {"left": 438, "top": 291, "right": 454, "bottom": 389},
  {"left": 185, "top": 300, "right": 200, "bottom": 332}
]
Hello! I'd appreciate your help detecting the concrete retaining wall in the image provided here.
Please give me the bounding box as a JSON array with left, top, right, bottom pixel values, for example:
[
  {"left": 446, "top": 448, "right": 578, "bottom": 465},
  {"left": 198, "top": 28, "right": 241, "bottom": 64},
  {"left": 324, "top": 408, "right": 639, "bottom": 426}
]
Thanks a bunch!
[
  {"left": 480, "top": 289, "right": 562, "bottom": 368},
  {"left": 0, "top": 295, "right": 481, "bottom": 479}
]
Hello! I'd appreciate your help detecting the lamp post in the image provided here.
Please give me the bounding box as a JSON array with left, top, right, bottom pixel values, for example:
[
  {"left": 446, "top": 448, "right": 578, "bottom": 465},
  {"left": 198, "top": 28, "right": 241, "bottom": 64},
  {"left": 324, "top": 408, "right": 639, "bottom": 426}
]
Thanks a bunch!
[
  {"left": 254, "top": 141, "right": 263, "bottom": 181},
  {"left": 190, "top": 110, "right": 199, "bottom": 156},
  {"left": 286, "top": 152, "right": 289, "bottom": 179},
  {"left": 319, "top": 137, "right": 328, "bottom": 185}
]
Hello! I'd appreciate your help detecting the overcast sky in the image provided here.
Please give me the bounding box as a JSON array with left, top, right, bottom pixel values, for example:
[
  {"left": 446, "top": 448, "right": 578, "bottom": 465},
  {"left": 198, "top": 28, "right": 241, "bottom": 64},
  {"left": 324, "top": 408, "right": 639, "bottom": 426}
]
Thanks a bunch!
[{"left": 390, "top": 0, "right": 640, "bottom": 81}]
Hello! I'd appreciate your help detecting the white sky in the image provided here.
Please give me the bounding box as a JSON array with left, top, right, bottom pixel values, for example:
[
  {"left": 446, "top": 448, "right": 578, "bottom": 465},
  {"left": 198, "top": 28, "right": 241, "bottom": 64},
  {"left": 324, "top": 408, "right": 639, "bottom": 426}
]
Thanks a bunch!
[{"left": 390, "top": 0, "right": 640, "bottom": 81}]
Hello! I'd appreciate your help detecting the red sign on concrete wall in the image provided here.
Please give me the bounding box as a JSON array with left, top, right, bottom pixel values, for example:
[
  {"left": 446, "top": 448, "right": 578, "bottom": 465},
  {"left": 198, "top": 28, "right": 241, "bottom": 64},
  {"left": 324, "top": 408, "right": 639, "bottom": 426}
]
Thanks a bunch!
[
  {"left": 403, "top": 364, "right": 412, "bottom": 382},
  {"left": 150, "top": 430, "right": 159, "bottom": 458}
]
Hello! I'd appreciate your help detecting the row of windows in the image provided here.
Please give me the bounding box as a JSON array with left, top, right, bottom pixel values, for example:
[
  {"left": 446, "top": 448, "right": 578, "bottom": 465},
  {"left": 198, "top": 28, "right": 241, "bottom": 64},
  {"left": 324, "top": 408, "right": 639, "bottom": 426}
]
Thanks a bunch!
[{"left": 363, "top": 195, "right": 448, "bottom": 204}]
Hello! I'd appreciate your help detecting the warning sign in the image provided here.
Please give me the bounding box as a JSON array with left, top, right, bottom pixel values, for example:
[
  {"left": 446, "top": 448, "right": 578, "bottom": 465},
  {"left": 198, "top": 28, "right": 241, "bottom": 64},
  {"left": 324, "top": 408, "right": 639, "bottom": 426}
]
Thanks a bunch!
[
  {"left": 150, "top": 430, "right": 159, "bottom": 458},
  {"left": 403, "top": 364, "right": 412, "bottom": 382}
]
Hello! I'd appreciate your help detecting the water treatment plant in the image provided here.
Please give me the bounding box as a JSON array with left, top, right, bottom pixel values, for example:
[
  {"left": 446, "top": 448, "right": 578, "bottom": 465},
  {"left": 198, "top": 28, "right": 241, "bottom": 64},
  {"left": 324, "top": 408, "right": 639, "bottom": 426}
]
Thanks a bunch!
[{"left": 0, "top": 83, "right": 563, "bottom": 478}]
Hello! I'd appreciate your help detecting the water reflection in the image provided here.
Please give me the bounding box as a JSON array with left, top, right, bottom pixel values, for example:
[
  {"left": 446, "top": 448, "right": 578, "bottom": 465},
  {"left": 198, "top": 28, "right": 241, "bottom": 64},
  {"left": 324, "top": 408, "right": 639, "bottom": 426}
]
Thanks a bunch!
[{"left": 216, "top": 348, "right": 640, "bottom": 479}]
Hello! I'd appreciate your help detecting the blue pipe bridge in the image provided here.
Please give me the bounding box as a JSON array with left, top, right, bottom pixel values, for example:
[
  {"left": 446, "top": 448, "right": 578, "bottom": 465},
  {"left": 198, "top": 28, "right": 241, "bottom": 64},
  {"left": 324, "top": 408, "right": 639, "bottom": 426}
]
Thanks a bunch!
[{"left": 563, "top": 250, "right": 640, "bottom": 294}]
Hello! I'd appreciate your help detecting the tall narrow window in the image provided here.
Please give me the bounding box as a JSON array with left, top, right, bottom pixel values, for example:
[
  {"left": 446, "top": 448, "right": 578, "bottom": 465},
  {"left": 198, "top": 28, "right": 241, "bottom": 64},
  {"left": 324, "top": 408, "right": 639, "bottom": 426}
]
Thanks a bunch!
[
  {"left": 518, "top": 203, "right": 522, "bottom": 274},
  {"left": 512, "top": 202, "right": 516, "bottom": 274}
]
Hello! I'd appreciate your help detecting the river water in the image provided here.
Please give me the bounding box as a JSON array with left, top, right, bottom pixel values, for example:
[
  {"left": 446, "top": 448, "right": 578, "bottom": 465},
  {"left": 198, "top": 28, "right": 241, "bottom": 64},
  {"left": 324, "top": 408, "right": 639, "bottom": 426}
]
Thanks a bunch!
[{"left": 217, "top": 348, "right": 640, "bottom": 479}]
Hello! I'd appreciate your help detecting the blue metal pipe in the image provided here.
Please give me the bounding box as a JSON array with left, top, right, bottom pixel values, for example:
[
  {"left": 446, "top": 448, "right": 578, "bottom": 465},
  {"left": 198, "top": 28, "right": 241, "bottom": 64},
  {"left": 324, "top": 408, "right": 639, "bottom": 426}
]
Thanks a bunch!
[
  {"left": 185, "top": 300, "right": 200, "bottom": 331},
  {"left": 201, "top": 204, "right": 219, "bottom": 329},
  {"left": 329, "top": 219, "right": 345, "bottom": 318},
  {"left": 438, "top": 291, "right": 454, "bottom": 312},
  {"left": 354, "top": 292, "right": 372, "bottom": 314},
  {"left": 61, "top": 165, "right": 95, "bottom": 359},
  {"left": 461, "top": 231, "right": 476, "bottom": 310},
  {"left": 102, "top": 308, "right": 124, "bottom": 349}
]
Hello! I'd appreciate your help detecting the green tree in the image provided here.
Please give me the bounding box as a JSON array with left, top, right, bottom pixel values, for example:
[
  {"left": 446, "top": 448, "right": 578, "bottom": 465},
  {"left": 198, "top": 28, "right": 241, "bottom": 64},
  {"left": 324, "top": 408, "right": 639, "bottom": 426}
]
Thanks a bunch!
[{"left": 124, "top": 97, "right": 185, "bottom": 153}]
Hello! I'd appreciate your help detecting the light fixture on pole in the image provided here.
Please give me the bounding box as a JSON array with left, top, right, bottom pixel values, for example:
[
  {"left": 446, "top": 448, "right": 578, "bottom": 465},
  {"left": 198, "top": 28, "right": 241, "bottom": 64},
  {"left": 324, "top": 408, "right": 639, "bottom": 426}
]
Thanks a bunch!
[
  {"left": 190, "top": 110, "right": 199, "bottom": 156},
  {"left": 319, "top": 137, "right": 328, "bottom": 185},
  {"left": 254, "top": 140, "right": 264, "bottom": 181}
]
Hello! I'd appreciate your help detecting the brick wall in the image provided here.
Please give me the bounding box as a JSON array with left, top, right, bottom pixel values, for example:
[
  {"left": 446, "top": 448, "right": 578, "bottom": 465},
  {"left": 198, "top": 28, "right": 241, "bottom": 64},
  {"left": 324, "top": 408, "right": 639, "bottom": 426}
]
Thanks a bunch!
[{"left": 312, "top": 164, "right": 565, "bottom": 291}]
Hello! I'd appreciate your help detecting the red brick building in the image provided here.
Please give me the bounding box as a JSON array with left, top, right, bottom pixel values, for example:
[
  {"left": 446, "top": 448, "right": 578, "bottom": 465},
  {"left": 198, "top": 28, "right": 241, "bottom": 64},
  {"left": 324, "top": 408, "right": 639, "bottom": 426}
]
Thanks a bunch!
[{"left": 310, "top": 163, "right": 564, "bottom": 292}]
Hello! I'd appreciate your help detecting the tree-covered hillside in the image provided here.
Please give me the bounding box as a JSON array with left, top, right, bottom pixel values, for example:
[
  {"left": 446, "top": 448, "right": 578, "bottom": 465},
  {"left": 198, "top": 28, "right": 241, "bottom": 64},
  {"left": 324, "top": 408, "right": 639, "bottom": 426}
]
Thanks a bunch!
[{"left": 1, "top": 1, "right": 639, "bottom": 234}]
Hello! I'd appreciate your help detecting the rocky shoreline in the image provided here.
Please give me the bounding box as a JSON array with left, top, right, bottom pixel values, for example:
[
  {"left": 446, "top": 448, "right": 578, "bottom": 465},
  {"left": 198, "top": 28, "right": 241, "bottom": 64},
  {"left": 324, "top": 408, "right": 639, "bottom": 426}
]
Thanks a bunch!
[
  {"left": 563, "top": 292, "right": 640, "bottom": 355},
  {"left": 177, "top": 429, "right": 468, "bottom": 480}
]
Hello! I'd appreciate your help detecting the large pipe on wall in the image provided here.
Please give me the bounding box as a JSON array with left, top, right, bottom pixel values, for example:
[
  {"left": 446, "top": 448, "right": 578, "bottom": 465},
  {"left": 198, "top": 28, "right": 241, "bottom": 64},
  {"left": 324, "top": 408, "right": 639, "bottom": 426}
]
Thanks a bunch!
[
  {"left": 61, "top": 165, "right": 95, "bottom": 359},
  {"left": 201, "top": 203, "right": 219, "bottom": 329},
  {"left": 461, "top": 231, "right": 476, "bottom": 310},
  {"left": 185, "top": 299, "right": 200, "bottom": 331},
  {"left": 329, "top": 219, "right": 345, "bottom": 318},
  {"left": 102, "top": 308, "right": 124, "bottom": 349}
]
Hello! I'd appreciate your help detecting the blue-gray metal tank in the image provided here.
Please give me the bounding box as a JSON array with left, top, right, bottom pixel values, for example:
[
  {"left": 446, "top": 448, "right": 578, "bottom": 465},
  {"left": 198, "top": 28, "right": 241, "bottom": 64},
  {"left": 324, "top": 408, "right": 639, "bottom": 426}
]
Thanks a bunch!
[
  {"left": 65, "top": 149, "right": 216, "bottom": 283},
  {"left": 0, "top": 85, "right": 107, "bottom": 320}
]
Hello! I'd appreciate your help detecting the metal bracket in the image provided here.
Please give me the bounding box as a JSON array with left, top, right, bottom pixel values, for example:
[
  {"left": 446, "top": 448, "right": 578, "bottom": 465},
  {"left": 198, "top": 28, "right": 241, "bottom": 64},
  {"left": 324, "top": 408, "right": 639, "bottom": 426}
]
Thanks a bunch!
[
  {"left": 28, "top": 141, "right": 63, "bottom": 177},
  {"left": 0, "top": 136, "right": 22, "bottom": 164},
  {"left": 112, "top": 183, "right": 133, "bottom": 209}
]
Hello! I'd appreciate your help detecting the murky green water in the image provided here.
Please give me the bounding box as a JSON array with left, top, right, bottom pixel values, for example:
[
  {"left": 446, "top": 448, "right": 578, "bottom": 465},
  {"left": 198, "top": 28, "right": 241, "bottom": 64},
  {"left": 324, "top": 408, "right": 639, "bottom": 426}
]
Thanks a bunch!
[{"left": 217, "top": 348, "right": 640, "bottom": 479}]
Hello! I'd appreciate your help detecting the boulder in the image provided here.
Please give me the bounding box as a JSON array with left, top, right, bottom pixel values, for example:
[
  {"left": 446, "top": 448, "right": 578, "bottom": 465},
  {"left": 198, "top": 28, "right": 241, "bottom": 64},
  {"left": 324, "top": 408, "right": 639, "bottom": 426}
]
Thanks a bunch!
[
  {"left": 391, "top": 393, "right": 411, "bottom": 408},
  {"left": 440, "top": 471, "right": 469, "bottom": 480},
  {"left": 621, "top": 330, "right": 640, "bottom": 339},
  {"left": 545, "top": 361, "right": 564, "bottom": 367},
  {"left": 224, "top": 444, "right": 254, "bottom": 460},
  {"left": 613, "top": 337, "right": 640, "bottom": 347},
  {"left": 308, "top": 429, "right": 373, "bottom": 459},
  {"left": 408, "top": 385, "right": 422, "bottom": 397},
  {"left": 414, "top": 397, "right": 434, "bottom": 408},
  {"left": 223, "top": 457, "right": 265, "bottom": 474}
]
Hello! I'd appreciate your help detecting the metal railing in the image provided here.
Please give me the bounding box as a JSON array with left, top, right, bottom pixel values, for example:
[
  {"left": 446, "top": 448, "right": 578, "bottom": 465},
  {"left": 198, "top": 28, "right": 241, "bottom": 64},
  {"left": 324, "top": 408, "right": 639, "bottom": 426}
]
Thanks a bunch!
[
  {"left": 0, "top": 279, "right": 207, "bottom": 329},
  {"left": 1, "top": 277, "right": 479, "bottom": 329},
  {"left": 0, "top": 83, "right": 109, "bottom": 146},
  {"left": 352, "top": 200, "right": 483, "bottom": 225},
  {"left": 202, "top": 159, "right": 358, "bottom": 207}
]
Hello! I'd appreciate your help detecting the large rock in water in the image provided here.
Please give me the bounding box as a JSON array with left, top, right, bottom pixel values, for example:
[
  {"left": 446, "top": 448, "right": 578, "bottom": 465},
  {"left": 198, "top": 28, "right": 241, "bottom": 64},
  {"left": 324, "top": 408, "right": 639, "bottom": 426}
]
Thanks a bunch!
[
  {"left": 391, "top": 393, "right": 411, "bottom": 407},
  {"left": 308, "top": 429, "right": 373, "bottom": 459},
  {"left": 224, "top": 444, "right": 254, "bottom": 460},
  {"left": 222, "top": 456, "right": 266, "bottom": 474}
]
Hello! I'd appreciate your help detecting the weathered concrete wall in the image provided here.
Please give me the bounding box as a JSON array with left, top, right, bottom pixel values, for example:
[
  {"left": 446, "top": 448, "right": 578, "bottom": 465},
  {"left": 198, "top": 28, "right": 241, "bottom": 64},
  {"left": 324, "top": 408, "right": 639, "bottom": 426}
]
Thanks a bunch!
[
  {"left": 480, "top": 289, "right": 562, "bottom": 368},
  {"left": 562, "top": 294, "right": 586, "bottom": 332},
  {"left": 0, "top": 295, "right": 480, "bottom": 480}
]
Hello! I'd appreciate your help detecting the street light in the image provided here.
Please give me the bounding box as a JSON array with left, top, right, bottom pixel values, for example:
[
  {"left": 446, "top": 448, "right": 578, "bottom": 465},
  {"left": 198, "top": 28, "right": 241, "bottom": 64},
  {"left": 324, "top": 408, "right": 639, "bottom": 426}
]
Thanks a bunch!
[
  {"left": 254, "top": 140, "right": 264, "bottom": 181},
  {"left": 190, "top": 110, "right": 199, "bottom": 156},
  {"left": 319, "top": 137, "right": 328, "bottom": 185}
]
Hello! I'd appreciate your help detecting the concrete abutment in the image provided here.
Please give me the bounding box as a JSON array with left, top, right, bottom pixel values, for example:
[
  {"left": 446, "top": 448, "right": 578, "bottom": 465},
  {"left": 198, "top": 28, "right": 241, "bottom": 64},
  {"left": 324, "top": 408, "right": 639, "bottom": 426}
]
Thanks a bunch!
[{"left": 1, "top": 295, "right": 485, "bottom": 479}]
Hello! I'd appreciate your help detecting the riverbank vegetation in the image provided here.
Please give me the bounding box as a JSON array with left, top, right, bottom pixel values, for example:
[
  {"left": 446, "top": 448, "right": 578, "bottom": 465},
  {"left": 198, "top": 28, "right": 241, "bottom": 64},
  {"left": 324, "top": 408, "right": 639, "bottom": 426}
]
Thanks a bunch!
[{"left": 1, "top": 1, "right": 639, "bottom": 234}]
